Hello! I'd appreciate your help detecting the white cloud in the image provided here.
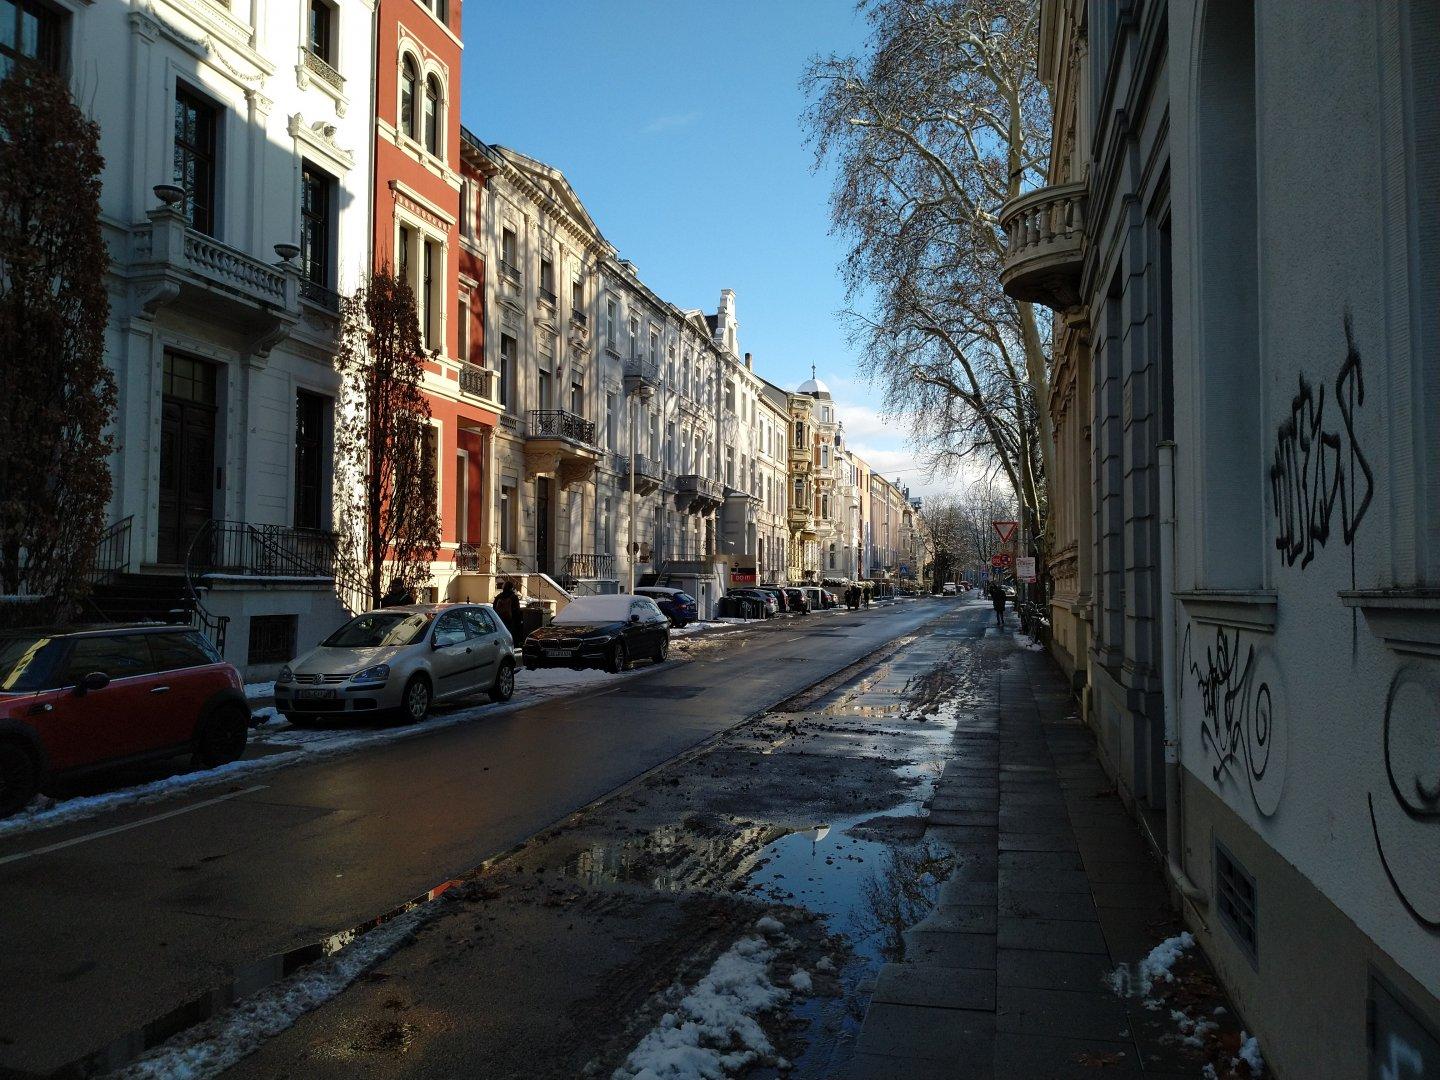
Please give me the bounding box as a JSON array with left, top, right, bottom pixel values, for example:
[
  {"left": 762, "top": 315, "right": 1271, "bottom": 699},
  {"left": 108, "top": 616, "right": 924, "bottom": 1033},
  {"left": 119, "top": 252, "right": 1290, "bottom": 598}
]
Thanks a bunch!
[{"left": 641, "top": 111, "right": 701, "bottom": 135}]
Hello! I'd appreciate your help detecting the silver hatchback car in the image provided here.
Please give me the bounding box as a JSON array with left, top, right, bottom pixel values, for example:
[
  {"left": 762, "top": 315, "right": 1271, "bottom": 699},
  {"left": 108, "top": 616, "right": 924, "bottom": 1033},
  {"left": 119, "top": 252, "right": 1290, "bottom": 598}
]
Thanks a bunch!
[{"left": 275, "top": 604, "right": 517, "bottom": 726}]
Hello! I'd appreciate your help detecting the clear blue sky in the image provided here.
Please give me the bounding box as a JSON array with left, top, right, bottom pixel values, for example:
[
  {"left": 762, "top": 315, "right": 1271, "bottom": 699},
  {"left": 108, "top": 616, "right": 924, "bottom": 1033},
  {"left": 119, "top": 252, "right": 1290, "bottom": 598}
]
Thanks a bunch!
[{"left": 460, "top": 2, "right": 959, "bottom": 498}]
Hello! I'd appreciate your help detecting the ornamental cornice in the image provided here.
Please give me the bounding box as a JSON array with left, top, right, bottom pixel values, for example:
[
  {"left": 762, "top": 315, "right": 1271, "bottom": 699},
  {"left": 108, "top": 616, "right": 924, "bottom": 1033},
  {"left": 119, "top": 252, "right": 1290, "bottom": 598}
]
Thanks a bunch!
[
  {"left": 495, "top": 157, "right": 610, "bottom": 259},
  {"left": 288, "top": 114, "right": 356, "bottom": 173},
  {"left": 140, "top": 2, "right": 275, "bottom": 86}
]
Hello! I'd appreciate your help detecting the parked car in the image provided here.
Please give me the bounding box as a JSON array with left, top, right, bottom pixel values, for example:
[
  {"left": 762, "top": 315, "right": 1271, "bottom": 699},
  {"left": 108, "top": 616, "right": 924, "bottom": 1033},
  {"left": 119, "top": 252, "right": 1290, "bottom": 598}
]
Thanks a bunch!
[
  {"left": 783, "top": 588, "right": 812, "bottom": 614},
  {"left": 523, "top": 594, "right": 670, "bottom": 673},
  {"left": 803, "top": 587, "right": 833, "bottom": 611},
  {"left": 0, "top": 624, "right": 248, "bottom": 817},
  {"left": 727, "top": 588, "right": 779, "bottom": 619},
  {"left": 278, "top": 604, "right": 517, "bottom": 726},
  {"left": 941, "top": 582, "right": 959, "bottom": 595},
  {"left": 634, "top": 586, "right": 699, "bottom": 628},
  {"left": 755, "top": 585, "right": 791, "bottom": 613}
]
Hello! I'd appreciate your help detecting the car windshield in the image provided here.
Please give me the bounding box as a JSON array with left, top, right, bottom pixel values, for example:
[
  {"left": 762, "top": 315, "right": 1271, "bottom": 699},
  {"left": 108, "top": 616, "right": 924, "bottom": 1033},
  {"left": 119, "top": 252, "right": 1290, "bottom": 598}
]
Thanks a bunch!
[
  {"left": 322, "top": 611, "right": 432, "bottom": 648},
  {"left": 675, "top": 593, "right": 695, "bottom": 604},
  {"left": 0, "top": 634, "right": 57, "bottom": 692},
  {"left": 553, "top": 596, "right": 634, "bottom": 625}
]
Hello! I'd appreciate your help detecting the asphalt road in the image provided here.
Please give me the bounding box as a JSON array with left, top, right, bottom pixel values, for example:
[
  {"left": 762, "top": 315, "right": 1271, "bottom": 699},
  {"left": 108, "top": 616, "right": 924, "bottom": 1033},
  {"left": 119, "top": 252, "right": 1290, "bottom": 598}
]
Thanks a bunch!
[{"left": 0, "top": 598, "right": 954, "bottom": 1076}]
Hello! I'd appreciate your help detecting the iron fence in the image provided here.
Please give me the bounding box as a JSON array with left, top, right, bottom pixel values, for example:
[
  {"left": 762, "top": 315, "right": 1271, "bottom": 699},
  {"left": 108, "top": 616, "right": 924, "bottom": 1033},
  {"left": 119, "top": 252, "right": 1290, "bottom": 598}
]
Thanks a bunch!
[{"left": 528, "top": 409, "right": 596, "bottom": 445}]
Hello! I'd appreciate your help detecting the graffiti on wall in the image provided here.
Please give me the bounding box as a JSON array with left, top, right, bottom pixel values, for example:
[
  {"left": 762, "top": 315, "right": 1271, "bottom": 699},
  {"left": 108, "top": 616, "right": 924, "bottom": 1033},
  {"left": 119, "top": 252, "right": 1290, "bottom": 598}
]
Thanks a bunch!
[
  {"left": 1182, "top": 624, "right": 1285, "bottom": 815},
  {"left": 1268, "top": 312, "right": 1374, "bottom": 571},
  {"left": 1368, "top": 666, "right": 1440, "bottom": 934}
]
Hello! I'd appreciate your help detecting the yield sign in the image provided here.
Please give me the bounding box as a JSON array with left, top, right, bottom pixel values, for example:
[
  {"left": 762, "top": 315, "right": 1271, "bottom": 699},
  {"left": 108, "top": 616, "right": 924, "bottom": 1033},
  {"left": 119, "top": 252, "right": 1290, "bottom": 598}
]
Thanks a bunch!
[{"left": 992, "top": 520, "right": 1019, "bottom": 544}]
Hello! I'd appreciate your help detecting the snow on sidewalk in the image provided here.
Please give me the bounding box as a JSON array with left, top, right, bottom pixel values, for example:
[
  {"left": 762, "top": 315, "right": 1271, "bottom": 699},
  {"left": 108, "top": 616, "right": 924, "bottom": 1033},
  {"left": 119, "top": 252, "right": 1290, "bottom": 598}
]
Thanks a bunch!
[
  {"left": 0, "top": 665, "right": 631, "bottom": 841},
  {"left": 613, "top": 917, "right": 796, "bottom": 1080}
]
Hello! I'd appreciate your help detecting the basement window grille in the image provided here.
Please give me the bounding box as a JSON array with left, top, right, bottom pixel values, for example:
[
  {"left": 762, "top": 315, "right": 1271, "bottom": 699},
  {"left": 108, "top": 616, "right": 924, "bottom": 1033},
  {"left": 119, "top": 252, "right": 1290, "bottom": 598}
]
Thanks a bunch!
[
  {"left": 248, "top": 614, "right": 298, "bottom": 666},
  {"left": 1214, "top": 840, "right": 1259, "bottom": 967}
]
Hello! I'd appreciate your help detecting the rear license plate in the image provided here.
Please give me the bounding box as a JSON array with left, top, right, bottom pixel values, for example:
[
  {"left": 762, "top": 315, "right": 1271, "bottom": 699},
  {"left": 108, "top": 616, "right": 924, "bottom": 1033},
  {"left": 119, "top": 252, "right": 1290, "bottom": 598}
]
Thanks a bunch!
[
  {"left": 544, "top": 649, "right": 574, "bottom": 658},
  {"left": 298, "top": 689, "right": 336, "bottom": 700}
]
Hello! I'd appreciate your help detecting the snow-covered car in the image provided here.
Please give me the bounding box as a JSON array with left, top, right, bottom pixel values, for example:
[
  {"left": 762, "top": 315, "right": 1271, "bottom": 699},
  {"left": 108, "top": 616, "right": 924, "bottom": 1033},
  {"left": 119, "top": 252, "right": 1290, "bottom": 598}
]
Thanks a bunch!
[
  {"left": 941, "top": 582, "right": 959, "bottom": 595},
  {"left": 276, "top": 604, "right": 517, "bottom": 726},
  {"left": 522, "top": 594, "right": 670, "bottom": 673}
]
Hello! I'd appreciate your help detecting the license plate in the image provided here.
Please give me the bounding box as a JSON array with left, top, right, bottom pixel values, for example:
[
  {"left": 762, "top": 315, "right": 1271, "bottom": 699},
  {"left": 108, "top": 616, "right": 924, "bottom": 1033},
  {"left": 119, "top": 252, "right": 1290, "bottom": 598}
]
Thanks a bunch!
[
  {"left": 544, "top": 649, "right": 574, "bottom": 658},
  {"left": 298, "top": 688, "right": 336, "bottom": 700}
]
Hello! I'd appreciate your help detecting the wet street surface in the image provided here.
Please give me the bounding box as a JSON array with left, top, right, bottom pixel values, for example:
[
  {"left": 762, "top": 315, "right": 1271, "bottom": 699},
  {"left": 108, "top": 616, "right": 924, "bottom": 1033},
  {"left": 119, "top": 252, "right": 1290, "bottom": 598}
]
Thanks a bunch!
[{"left": 0, "top": 599, "right": 953, "bottom": 1076}]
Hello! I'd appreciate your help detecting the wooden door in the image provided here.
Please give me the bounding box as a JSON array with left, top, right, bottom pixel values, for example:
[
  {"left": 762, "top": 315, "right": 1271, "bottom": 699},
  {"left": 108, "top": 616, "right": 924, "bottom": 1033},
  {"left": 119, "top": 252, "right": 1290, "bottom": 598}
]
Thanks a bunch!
[
  {"left": 535, "top": 477, "right": 552, "bottom": 574},
  {"left": 158, "top": 355, "right": 218, "bottom": 565}
]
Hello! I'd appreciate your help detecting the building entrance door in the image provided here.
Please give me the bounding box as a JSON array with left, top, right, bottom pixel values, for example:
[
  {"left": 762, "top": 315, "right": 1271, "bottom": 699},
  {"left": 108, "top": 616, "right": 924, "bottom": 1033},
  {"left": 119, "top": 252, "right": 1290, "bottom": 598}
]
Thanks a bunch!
[
  {"left": 535, "top": 477, "right": 552, "bottom": 575},
  {"left": 157, "top": 354, "right": 218, "bottom": 565}
]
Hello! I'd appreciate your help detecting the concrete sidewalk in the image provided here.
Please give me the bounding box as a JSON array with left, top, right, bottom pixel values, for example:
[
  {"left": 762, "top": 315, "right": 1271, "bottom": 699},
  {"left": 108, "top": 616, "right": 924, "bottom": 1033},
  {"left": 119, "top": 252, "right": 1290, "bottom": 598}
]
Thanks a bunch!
[{"left": 846, "top": 618, "right": 1249, "bottom": 1079}]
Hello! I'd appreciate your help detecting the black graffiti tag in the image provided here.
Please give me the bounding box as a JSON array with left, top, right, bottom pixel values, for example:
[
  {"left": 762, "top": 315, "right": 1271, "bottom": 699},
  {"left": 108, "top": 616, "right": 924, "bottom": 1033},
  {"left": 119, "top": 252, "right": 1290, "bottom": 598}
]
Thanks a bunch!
[
  {"left": 1369, "top": 668, "right": 1440, "bottom": 933},
  {"left": 1183, "top": 625, "right": 1274, "bottom": 800},
  {"left": 1268, "top": 313, "right": 1374, "bottom": 570}
]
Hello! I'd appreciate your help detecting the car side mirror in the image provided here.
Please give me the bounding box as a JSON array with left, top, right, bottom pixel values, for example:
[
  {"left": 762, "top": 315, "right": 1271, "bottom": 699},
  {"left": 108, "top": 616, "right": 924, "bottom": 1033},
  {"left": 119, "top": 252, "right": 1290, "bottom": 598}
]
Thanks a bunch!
[
  {"left": 76, "top": 671, "right": 109, "bottom": 695},
  {"left": 431, "top": 637, "right": 444, "bottom": 650},
  {"left": 630, "top": 614, "right": 640, "bottom": 623}
]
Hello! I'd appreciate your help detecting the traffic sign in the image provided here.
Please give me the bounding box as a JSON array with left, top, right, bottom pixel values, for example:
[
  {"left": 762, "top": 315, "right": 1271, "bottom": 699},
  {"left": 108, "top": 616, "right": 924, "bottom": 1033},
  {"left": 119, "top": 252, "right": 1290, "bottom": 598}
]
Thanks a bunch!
[
  {"left": 990, "top": 553, "right": 1012, "bottom": 568},
  {"left": 1017, "top": 556, "right": 1037, "bottom": 583},
  {"left": 992, "top": 520, "right": 1018, "bottom": 544}
]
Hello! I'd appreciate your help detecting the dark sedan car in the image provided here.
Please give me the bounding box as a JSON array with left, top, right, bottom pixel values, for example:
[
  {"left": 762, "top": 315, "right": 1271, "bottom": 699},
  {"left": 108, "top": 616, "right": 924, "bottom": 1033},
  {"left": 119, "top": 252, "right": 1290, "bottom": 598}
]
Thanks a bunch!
[
  {"left": 522, "top": 594, "right": 670, "bottom": 673},
  {"left": 727, "top": 589, "right": 778, "bottom": 618},
  {"left": 783, "top": 588, "right": 811, "bottom": 614},
  {"left": 634, "top": 586, "right": 699, "bottom": 628}
]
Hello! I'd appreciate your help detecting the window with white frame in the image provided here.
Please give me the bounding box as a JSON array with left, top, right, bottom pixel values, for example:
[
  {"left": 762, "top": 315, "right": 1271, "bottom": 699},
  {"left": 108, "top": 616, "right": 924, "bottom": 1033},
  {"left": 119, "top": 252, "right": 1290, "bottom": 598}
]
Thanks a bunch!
[
  {"left": 399, "top": 55, "right": 418, "bottom": 139},
  {"left": 606, "top": 297, "right": 618, "bottom": 346}
]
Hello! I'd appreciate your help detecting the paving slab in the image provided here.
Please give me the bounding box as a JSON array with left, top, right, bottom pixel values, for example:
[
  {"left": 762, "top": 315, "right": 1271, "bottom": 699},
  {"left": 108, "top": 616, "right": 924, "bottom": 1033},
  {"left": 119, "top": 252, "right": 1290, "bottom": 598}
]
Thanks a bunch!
[
  {"left": 997, "top": 916, "right": 1110, "bottom": 954},
  {"left": 902, "top": 929, "right": 998, "bottom": 970},
  {"left": 871, "top": 962, "right": 996, "bottom": 1011},
  {"left": 854, "top": 1002, "right": 996, "bottom": 1063}
]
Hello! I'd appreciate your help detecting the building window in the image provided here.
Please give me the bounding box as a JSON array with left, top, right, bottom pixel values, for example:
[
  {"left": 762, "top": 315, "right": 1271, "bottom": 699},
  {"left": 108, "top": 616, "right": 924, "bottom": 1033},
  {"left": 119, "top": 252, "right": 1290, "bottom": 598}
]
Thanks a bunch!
[
  {"left": 173, "top": 84, "right": 218, "bottom": 236},
  {"left": 307, "top": 0, "right": 334, "bottom": 65},
  {"left": 501, "top": 227, "right": 519, "bottom": 282},
  {"left": 294, "top": 390, "right": 328, "bottom": 530},
  {"left": 571, "top": 278, "right": 583, "bottom": 316},
  {"left": 299, "top": 162, "right": 333, "bottom": 289},
  {"left": 1215, "top": 841, "right": 1259, "bottom": 966},
  {"left": 606, "top": 392, "right": 618, "bottom": 450},
  {"left": 570, "top": 376, "right": 583, "bottom": 416},
  {"left": 539, "top": 257, "right": 555, "bottom": 303},
  {"left": 421, "top": 239, "right": 438, "bottom": 349},
  {"left": 726, "top": 447, "right": 735, "bottom": 487},
  {"left": 724, "top": 381, "right": 736, "bottom": 413},
  {"left": 649, "top": 329, "right": 659, "bottom": 365},
  {"left": 423, "top": 74, "right": 441, "bottom": 156},
  {"left": 248, "top": 615, "right": 298, "bottom": 666},
  {"left": 499, "top": 483, "right": 516, "bottom": 553},
  {"left": 459, "top": 179, "right": 473, "bottom": 240},
  {"left": 454, "top": 449, "right": 468, "bottom": 543},
  {"left": 499, "top": 333, "right": 516, "bottom": 409},
  {"left": 458, "top": 295, "right": 470, "bottom": 365},
  {"left": 0, "top": 0, "right": 63, "bottom": 75},
  {"left": 400, "top": 55, "right": 418, "bottom": 139},
  {"left": 606, "top": 298, "right": 618, "bottom": 347}
]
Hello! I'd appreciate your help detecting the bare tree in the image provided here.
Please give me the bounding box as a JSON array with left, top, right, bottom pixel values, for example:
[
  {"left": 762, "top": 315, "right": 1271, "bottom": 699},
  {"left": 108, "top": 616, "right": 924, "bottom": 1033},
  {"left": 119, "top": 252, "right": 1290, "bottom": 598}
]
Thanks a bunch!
[
  {"left": 803, "top": 0, "right": 1051, "bottom": 542},
  {"left": 0, "top": 68, "right": 114, "bottom": 610},
  {"left": 335, "top": 271, "right": 439, "bottom": 607},
  {"left": 923, "top": 478, "right": 1019, "bottom": 584}
]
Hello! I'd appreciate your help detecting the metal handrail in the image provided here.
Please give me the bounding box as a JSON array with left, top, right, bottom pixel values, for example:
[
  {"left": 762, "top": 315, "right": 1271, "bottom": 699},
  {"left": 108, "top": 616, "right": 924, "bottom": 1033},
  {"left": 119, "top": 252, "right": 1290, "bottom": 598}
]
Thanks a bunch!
[
  {"left": 455, "top": 542, "right": 486, "bottom": 572},
  {"left": 86, "top": 515, "right": 134, "bottom": 584},
  {"left": 182, "top": 521, "right": 230, "bottom": 655},
  {"left": 562, "top": 552, "right": 616, "bottom": 581}
]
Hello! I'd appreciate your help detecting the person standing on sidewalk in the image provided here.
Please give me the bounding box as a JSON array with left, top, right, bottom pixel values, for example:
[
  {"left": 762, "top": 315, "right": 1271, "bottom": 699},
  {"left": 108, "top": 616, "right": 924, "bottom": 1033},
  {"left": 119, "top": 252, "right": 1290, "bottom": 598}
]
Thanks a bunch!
[
  {"left": 988, "top": 580, "right": 1007, "bottom": 629},
  {"left": 493, "top": 580, "right": 524, "bottom": 644}
]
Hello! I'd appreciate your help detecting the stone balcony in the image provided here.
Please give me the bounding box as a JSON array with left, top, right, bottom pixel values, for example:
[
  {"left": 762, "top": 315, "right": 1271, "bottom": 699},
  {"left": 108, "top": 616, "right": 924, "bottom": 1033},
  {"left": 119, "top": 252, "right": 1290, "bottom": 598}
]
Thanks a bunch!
[
  {"left": 524, "top": 409, "right": 600, "bottom": 489},
  {"left": 128, "top": 206, "right": 300, "bottom": 362},
  {"left": 458, "top": 362, "right": 503, "bottom": 411},
  {"left": 788, "top": 443, "right": 813, "bottom": 468},
  {"left": 999, "top": 180, "right": 1088, "bottom": 312},
  {"left": 623, "top": 356, "right": 660, "bottom": 397},
  {"left": 788, "top": 505, "right": 815, "bottom": 533},
  {"left": 614, "top": 452, "right": 664, "bottom": 496},
  {"left": 674, "top": 474, "right": 725, "bottom": 515}
]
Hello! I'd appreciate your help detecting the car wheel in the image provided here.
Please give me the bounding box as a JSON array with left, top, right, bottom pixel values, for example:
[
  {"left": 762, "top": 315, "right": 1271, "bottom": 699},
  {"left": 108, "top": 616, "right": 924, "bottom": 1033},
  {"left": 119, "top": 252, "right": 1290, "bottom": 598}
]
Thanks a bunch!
[
  {"left": 401, "top": 675, "right": 432, "bottom": 723},
  {"left": 673, "top": 619, "right": 688, "bottom": 630},
  {"left": 194, "top": 704, "right": 249, "bottom": 769},
  {"left": 491, "top": 660, "right": 516, "bottom": 703},
  {"left": 0, "top": 739, "right": 40, "bottom": 818},
  {"left": 655, "top": 636, "right": 669, "bottom": 663},
  {"left": 606, "top": 640, "right": 628, "bottom": 674}
]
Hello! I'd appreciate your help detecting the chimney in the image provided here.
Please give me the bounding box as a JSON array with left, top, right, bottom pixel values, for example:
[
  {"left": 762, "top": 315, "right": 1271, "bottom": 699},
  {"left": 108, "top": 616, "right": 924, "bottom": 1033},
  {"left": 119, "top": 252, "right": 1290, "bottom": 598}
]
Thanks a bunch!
[{"left": 744, "top": 351, "right": 752, "bottom": 370}]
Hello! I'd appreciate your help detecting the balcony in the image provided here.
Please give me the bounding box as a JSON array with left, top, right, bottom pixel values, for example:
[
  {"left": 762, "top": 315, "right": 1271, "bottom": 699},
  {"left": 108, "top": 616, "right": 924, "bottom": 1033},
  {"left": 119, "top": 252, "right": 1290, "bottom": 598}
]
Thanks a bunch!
[
  {"left": 674, "top": 474, "right": 725, "bottom": 515},
  {"left": 562, "top": 552, "right": 617, "bottom": 586},
  {"left": 524, "top": 409, "right": 600, "bottom": 489},
  {"left": 789, "top": 442, "right": 813, "bottom": 467},
  {"left": 129, "top": 205, "right": 299, "bottom": 362},
  {"left": 614, "top": 452, "right": 664, "bottom": 496},
  {"left": 999, "top": 180, "right": 1087, "bottom": 312},
  {"left": 300, "top": 279, "right": 341, "bottom": 313},
  {"left": 569, "top": 308, "right": 590, "bottom": 350},
  {"left": 302, "top": 49, "right": 344, "bottom": 92},
  {"left": 624, "top": 356, "right": 660, "bottom": 396},
  {"left": 787, "top": 505, "right": 814, "bottom": 531},
  {"left": 458, "top": 362, "right": 502, "bottom": 408}
]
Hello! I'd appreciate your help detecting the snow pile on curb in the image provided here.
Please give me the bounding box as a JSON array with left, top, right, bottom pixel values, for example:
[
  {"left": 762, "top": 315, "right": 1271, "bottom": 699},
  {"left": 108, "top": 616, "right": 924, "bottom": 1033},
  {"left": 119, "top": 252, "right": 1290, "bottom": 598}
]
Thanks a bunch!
[
  {"left": 243, "top": 681, "right": 274, "bottom": 700},
  {"left": 613, "top": 919, "right": 792, "bottom": 1080},
  {"left": 107, "top": 903, "right": 436, "bottom": 1079},
  {"left": 1012, "top": 633, "right": 1047, "bottom": 653},
  {"left": 1106, "top": 931, "right": 1195, "bottom": 1001}
]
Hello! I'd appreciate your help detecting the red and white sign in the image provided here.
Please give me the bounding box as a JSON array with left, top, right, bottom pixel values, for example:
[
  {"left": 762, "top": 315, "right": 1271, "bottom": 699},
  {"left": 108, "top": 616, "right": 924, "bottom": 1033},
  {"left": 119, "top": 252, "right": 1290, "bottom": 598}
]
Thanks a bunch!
[
  {"left": 992, "top": 520, "right": 1018, "bottom": 544},
  {"left": 1016, "top": 556, "right": 1037, "bottom": 583},
  {"left": 990, "top": 553, "right": 1012, "bottom": 569}
]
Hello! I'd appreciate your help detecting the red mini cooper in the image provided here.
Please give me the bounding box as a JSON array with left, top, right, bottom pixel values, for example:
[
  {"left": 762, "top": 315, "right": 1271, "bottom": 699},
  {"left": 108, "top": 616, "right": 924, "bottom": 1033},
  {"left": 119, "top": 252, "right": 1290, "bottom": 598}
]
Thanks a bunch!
[{"left": 0, "top": 625, "right": 249, "bottom": 817}]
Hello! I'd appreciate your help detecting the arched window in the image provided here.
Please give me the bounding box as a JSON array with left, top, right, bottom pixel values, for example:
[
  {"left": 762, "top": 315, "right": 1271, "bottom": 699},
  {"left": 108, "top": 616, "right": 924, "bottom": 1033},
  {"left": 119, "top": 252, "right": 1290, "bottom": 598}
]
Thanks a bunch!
[
  {"left": 424, "top": 75, "right": 441, "bottom": 155},
  {"left": 400, "top": 56, "right": 417, "bottom": 139}
]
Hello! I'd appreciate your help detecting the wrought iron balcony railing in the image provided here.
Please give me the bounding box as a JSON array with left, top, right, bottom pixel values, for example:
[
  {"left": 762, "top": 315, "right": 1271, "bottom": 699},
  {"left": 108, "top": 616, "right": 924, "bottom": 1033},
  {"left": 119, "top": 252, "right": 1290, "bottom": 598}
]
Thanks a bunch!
[{"left": 527, "top": 409, "right": 596, "bottom": 446}]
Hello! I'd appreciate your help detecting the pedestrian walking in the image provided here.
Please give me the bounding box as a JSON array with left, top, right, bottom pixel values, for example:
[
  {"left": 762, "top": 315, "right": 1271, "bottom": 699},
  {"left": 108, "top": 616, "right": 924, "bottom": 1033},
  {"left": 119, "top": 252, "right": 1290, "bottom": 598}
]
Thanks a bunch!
[
  {"left": 989, "top": 581, "right": 1007, "bottom": 629},
  {"left": 493, "top": 580, "right": 524, "bottom": 644}
]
